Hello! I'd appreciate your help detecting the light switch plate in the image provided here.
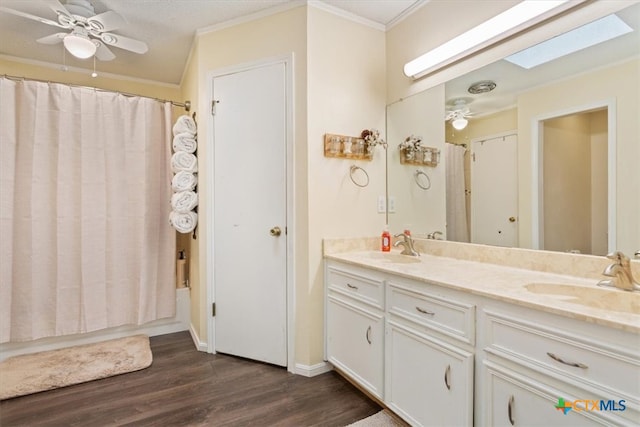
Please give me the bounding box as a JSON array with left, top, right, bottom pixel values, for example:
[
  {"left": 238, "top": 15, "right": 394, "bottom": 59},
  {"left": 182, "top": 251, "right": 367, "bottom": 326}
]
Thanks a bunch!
[
  {"left": 388, "top": 196, "right": 396, "bottom": 213},
  {"left": 377, "top": 195, "right": 386, "bottom": 213}
]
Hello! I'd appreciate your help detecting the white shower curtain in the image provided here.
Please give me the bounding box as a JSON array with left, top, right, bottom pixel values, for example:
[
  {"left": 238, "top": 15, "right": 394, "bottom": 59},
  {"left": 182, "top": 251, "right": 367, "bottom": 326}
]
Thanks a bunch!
[
  {"left": 445, "top": 143, "right": 469, "bottom": 243},
  {"left": 0, "top": 77, "right": 176, "bottom": 343}
]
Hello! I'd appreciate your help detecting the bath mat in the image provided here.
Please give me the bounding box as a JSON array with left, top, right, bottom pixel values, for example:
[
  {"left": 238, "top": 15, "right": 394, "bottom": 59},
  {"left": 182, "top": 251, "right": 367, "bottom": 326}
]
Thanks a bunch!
[
  {"left": 346, "top": 410, "right": 405, "bottom": 427},
  {"left": 0, "top": 334, "right": 152, "bottom": 400}
]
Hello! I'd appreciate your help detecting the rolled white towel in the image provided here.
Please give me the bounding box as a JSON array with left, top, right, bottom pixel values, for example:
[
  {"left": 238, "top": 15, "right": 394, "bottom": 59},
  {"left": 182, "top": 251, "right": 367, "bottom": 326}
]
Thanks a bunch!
[
  {"left": 172, "top": 171, "right": 197, "bottom": 192},
  {"left": 173, "top": 115, "right": 197, "bottom": 136},
  {"left": 170, "top": 211, "right": 198, "bottom": 234},
  {"left": 171, "top": 190, "right": 198, "bottom": 213},
  {"left": 171, "top": 152, "right": 198, "bottom": 173},
  {"left": 173, "top": 132, "right": 197, "bottom": 154}
]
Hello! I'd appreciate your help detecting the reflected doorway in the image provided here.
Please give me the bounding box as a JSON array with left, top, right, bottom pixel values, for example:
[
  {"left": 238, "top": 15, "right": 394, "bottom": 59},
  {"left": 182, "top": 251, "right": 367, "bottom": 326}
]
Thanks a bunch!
[{"left": 535, "top": 105, "right": 614, "bottom": 256}]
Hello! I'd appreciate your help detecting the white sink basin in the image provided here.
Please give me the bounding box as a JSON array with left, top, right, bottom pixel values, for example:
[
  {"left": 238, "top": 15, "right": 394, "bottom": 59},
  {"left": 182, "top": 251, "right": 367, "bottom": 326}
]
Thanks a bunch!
[
  {"left": 366, "top": 252, "right": 421, "bottom": 264},
  {"left": 525, "top": 283, "right": 640, "bottom": 314}
]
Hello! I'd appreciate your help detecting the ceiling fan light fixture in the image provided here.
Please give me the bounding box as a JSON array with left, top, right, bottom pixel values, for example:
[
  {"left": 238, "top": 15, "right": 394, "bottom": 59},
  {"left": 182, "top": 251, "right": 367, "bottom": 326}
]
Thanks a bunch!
[
  {"left": 452, "top": 117, "right": 468, "bottom": 130},
  {"left": 64, "top": 33, "right": 96, "bottom": 58}
]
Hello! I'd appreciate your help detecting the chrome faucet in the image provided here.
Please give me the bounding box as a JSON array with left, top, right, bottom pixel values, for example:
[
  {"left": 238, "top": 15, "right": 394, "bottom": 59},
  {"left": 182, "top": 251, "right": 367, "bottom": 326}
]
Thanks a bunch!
[
  {"left": 597, "top": 251, "right": 640, "bottom": 292},
  {"left": 394, "top": 232, "right": 420, "bottom": 256},
  {"left": 427, "top": 231, "right": 443, "bottom": 240}
]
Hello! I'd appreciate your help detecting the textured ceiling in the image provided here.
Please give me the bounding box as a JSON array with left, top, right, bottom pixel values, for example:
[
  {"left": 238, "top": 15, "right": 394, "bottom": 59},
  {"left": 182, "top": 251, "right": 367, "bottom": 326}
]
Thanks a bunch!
[{"left": 0, "top": 0, "right": 422, "bottom": 85}]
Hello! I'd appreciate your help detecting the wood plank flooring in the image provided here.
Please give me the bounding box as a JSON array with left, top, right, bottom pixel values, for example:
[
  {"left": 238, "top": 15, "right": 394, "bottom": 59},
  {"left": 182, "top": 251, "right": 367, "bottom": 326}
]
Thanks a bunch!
[{"left": 0, "top": 332, "right": 381, "bottom": 427}]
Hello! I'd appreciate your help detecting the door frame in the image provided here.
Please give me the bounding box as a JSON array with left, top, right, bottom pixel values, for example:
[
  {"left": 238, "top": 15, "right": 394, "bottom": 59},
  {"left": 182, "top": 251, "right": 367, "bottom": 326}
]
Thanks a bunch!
[
  {"left": 205, "top": 54, "right": 295, "bottom": 372},
  {"left": 531, "top": 99, "right": 616, "bottom": 252}
]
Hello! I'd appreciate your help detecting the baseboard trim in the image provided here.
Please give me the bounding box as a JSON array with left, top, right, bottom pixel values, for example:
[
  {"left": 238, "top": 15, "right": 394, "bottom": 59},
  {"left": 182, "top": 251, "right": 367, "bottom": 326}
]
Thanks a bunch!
[
  {"left": 294, "top": 361, "right": 333, "bottom": 377},
  {"left": 189, "top": 324, "right": 208, "bottom": 352}
]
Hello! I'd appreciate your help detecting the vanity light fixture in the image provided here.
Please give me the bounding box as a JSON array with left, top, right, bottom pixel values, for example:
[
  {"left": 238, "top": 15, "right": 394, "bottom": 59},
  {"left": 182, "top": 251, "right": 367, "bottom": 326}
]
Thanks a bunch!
[{"left": 403, "top": 0, "right": 571, "bottom": 79}]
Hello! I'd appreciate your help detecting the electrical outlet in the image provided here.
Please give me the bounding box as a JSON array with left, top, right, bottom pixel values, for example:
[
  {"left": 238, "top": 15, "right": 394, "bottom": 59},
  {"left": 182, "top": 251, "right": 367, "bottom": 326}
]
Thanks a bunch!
[
  {"left": 377, "top": 195, "right": 386, "bottom": 213},
  {"left": 388, "top": 196, "right": 396, "bottom": 213}
]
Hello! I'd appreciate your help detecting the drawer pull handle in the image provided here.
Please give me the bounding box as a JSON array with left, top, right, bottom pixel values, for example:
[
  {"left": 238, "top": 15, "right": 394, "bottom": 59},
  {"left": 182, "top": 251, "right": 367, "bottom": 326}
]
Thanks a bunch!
[
  {"left": 547, "top": 352, "right": 588, "bottom": 369},
  {"left": 508, "top": 395, "right": 515, "bottom": 426},
  {"left": 346, "top": 283, "right": 358, "bottom": 290},
  {"left": 366, "top": 326, "right": 372, "bottom": 344},
  {"left": 444, "top": 365, "right": 451, "bottom": 390},
  {"left": 416, "top": 306, "right": 435, "bottom": 316}
]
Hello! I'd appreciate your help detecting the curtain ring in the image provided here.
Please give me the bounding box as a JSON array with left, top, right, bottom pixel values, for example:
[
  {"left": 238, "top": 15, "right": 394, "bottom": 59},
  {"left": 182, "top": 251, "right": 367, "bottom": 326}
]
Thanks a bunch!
[
  {"left": 414, "top": 169, "right": 431, "bottom": 190},
  {"left": 350, "top": 165, "right": 369, "bottom": 188}
]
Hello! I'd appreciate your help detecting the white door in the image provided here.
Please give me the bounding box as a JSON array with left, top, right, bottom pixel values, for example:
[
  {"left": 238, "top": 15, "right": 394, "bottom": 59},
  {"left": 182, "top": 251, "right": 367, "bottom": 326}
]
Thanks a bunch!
[
  {"left": 471, "top": 134, "right": 518, "bottom": 247},
  {"left": 213, "top": 62, "right": 287, "bottom": 366}
]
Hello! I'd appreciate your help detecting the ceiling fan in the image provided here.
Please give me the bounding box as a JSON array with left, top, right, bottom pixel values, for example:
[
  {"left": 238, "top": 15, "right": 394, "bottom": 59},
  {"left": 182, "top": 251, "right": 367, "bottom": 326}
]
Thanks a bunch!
[
  {"left": 445, "top": 98, "right": 474, "bottom": 130},
  {"left": 0, "top": 0, "right": 148, "bottom": 61}
]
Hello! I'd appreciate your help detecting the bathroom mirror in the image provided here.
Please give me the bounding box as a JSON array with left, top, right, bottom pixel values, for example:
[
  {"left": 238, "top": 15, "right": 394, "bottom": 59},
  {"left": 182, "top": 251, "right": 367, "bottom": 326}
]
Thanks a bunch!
[{"left": 386, "top": 2, "right": 639, "bottom": 256}]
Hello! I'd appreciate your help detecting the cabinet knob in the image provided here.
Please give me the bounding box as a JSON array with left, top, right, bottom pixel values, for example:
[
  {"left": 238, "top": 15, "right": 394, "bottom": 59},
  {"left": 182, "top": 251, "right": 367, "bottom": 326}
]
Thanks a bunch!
[{"left": 365, "top": 326, "right": 372, "bottom": 344}]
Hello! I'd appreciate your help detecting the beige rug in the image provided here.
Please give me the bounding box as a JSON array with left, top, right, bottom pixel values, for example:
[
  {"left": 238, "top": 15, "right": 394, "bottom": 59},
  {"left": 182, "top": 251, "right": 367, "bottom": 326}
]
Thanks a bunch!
[
  {"left": 0, "top": 334, "right": 152, "bottom": 400},
  {"left": 347, "top": 410, "right": 406, "bottom": 427}
]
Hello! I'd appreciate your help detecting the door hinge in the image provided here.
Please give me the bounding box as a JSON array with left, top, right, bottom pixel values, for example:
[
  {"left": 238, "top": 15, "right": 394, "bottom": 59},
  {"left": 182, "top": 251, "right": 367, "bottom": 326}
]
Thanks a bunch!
[
  {"left": 212, "top": 302, "right": 216, "bottom": 317},
  {"left": 211, "top": 100, "right": 219, "bottom": 116}
]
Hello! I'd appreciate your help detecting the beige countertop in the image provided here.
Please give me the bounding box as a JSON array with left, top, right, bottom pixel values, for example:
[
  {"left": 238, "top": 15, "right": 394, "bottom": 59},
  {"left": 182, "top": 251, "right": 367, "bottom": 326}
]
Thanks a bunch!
[{"left": 325, "top": 249, "right": 640, "bottom": 334}]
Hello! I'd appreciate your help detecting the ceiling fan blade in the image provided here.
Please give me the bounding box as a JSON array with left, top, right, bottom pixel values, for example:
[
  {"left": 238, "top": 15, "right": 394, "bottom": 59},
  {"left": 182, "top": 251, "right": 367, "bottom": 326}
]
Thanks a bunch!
[
  {"left": 0, "top": 6, "right": 67, "bottom": 28},
  {"left": 36, "top": 32, "right": 67, "bottom": 45},
  {"left": 94, "top": 42, "right": 116, "bottom": 61},
  {"left": 87, "top": 10, "right": 125, "bottom": 32},
  {"left": 99, "top": 32, "right": 148, "bottom": 54},
  {"left": 44, "top": 0, "right": 73, "bottom": 20}
]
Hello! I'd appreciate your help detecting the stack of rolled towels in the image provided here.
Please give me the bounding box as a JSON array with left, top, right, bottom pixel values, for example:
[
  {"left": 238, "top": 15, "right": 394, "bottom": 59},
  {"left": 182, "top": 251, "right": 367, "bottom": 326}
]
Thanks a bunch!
[{"left": 169, "top": 115, "right": 198, "bottom": 233}]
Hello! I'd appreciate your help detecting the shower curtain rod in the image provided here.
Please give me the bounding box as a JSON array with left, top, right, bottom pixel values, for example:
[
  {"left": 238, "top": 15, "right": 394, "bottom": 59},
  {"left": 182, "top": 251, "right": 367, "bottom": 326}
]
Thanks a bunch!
[{"left": 2, "top": 74, "right": 191, "bottom": 112}]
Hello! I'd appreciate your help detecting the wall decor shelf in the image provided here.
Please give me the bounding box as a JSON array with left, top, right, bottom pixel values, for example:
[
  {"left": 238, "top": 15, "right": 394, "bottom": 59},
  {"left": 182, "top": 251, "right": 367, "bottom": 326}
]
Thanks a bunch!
[
  {"left": 324, "top": 133, "right": 373, "bottom": 161},
  {"left": 399, "top": 146, "right": 440, "bottom": 167}
]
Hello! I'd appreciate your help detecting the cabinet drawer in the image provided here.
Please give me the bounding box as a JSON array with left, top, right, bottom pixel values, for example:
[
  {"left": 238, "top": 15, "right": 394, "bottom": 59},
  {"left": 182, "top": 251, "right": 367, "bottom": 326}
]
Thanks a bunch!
[
  {"left": 485, "top": 311, "right": 640, "bottom": 400},
  {"left": 387, "top": 282, "right": 475, "bottom": 346},
  {"left": 327, "top": 266, "right": 384, "bottom": 309}
]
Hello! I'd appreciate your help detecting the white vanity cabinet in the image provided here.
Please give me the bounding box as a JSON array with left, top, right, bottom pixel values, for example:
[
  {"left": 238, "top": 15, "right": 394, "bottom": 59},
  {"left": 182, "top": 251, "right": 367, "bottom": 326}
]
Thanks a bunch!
[
  {"left": 478, "top": 305, "right": 640, "bottom": 427},
  {"left": 385, "top": 281, "right": 475, "bottom": 426},
  {"left": 324, "top": 256, "right": 640, "bottom": 427},
  {"left": 325, "top": 263, "right": 385, "bottom": 399}
]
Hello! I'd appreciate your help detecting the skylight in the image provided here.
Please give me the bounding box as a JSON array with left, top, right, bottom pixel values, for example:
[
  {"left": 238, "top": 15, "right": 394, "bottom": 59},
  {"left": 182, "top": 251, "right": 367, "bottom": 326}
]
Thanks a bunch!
[{"left": 504, "top": 14, "right": 633, "bottom": 69}]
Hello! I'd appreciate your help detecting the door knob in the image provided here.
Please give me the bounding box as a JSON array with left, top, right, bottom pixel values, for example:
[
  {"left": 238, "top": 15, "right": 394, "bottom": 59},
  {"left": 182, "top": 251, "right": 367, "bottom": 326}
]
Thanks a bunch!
[
  {"left": 270, "top": 226, "right": 282, "bottom": 237},
  {"left": 509, "top": 216, "right": 516, "bottom": 223}
]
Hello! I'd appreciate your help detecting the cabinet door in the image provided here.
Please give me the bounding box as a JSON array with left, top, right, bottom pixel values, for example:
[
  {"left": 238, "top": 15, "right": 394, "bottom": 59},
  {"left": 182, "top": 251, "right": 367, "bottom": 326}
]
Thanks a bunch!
[
  {"left": 326, "top": 295, "right": 384, "bottom": 398},
  {"left": 485, "top": 363, "right": 607, "bottom": 427},
  {"left": 386, "top": 322, "right": 473, "bottom": 427}
]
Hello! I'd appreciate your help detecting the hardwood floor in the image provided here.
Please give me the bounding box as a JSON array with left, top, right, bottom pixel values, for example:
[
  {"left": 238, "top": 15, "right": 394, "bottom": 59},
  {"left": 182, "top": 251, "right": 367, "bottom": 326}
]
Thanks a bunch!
[{"left": 0, "top": 332, "right": 381, "bottom": 427}]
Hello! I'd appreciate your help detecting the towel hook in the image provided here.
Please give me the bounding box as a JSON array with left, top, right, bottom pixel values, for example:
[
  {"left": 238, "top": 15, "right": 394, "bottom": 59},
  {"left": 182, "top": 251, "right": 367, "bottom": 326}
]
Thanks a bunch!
[
  {"left": 414, "top": 169, "right": 431, "bottom": 190},
  {"left": 350, "top": 165, "right": 369, "bottom": 188}
]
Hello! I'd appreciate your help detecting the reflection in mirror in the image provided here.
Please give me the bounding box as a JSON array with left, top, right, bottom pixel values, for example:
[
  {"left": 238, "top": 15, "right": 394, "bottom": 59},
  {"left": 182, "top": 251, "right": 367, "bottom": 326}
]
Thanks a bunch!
[
  {"left": 541, "top": 109, "right": 608, "bottom": 256},
  {"left": 386, "top": 2, "right": 639, "bottom": 256}
]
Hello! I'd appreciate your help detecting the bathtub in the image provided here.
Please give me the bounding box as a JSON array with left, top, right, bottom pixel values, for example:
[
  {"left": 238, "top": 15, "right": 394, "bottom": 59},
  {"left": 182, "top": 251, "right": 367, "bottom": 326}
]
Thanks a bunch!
[{"left": 0, "top": 287, "right": 190, "bottom": 361}]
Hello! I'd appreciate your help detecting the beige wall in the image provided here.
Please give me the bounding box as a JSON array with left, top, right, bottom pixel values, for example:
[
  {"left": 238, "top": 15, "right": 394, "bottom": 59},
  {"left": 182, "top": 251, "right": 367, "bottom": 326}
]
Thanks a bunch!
[
  {"left": 387, "top": 86, "right": 446, "bottom": 237},
  {"left": 543, "top": 115, "right": 592, "bottom": 254},
  {"left": 0, "top": 57, "right": 181, "bottom": 101},
  {"left": 590, "top": 110, "right": 608, "bottom": 256},
  {"left": 518, "top": 59, "right": 639, "bottom": 254},
  {"left": 306, "top": 7, "right": 386, "bottom": 364},
  {"left": 445, "top": 108, "right": 517, "bottom": 145},
  {"left": 178, "top": 37, "right": 202, "bottom": 340}
]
